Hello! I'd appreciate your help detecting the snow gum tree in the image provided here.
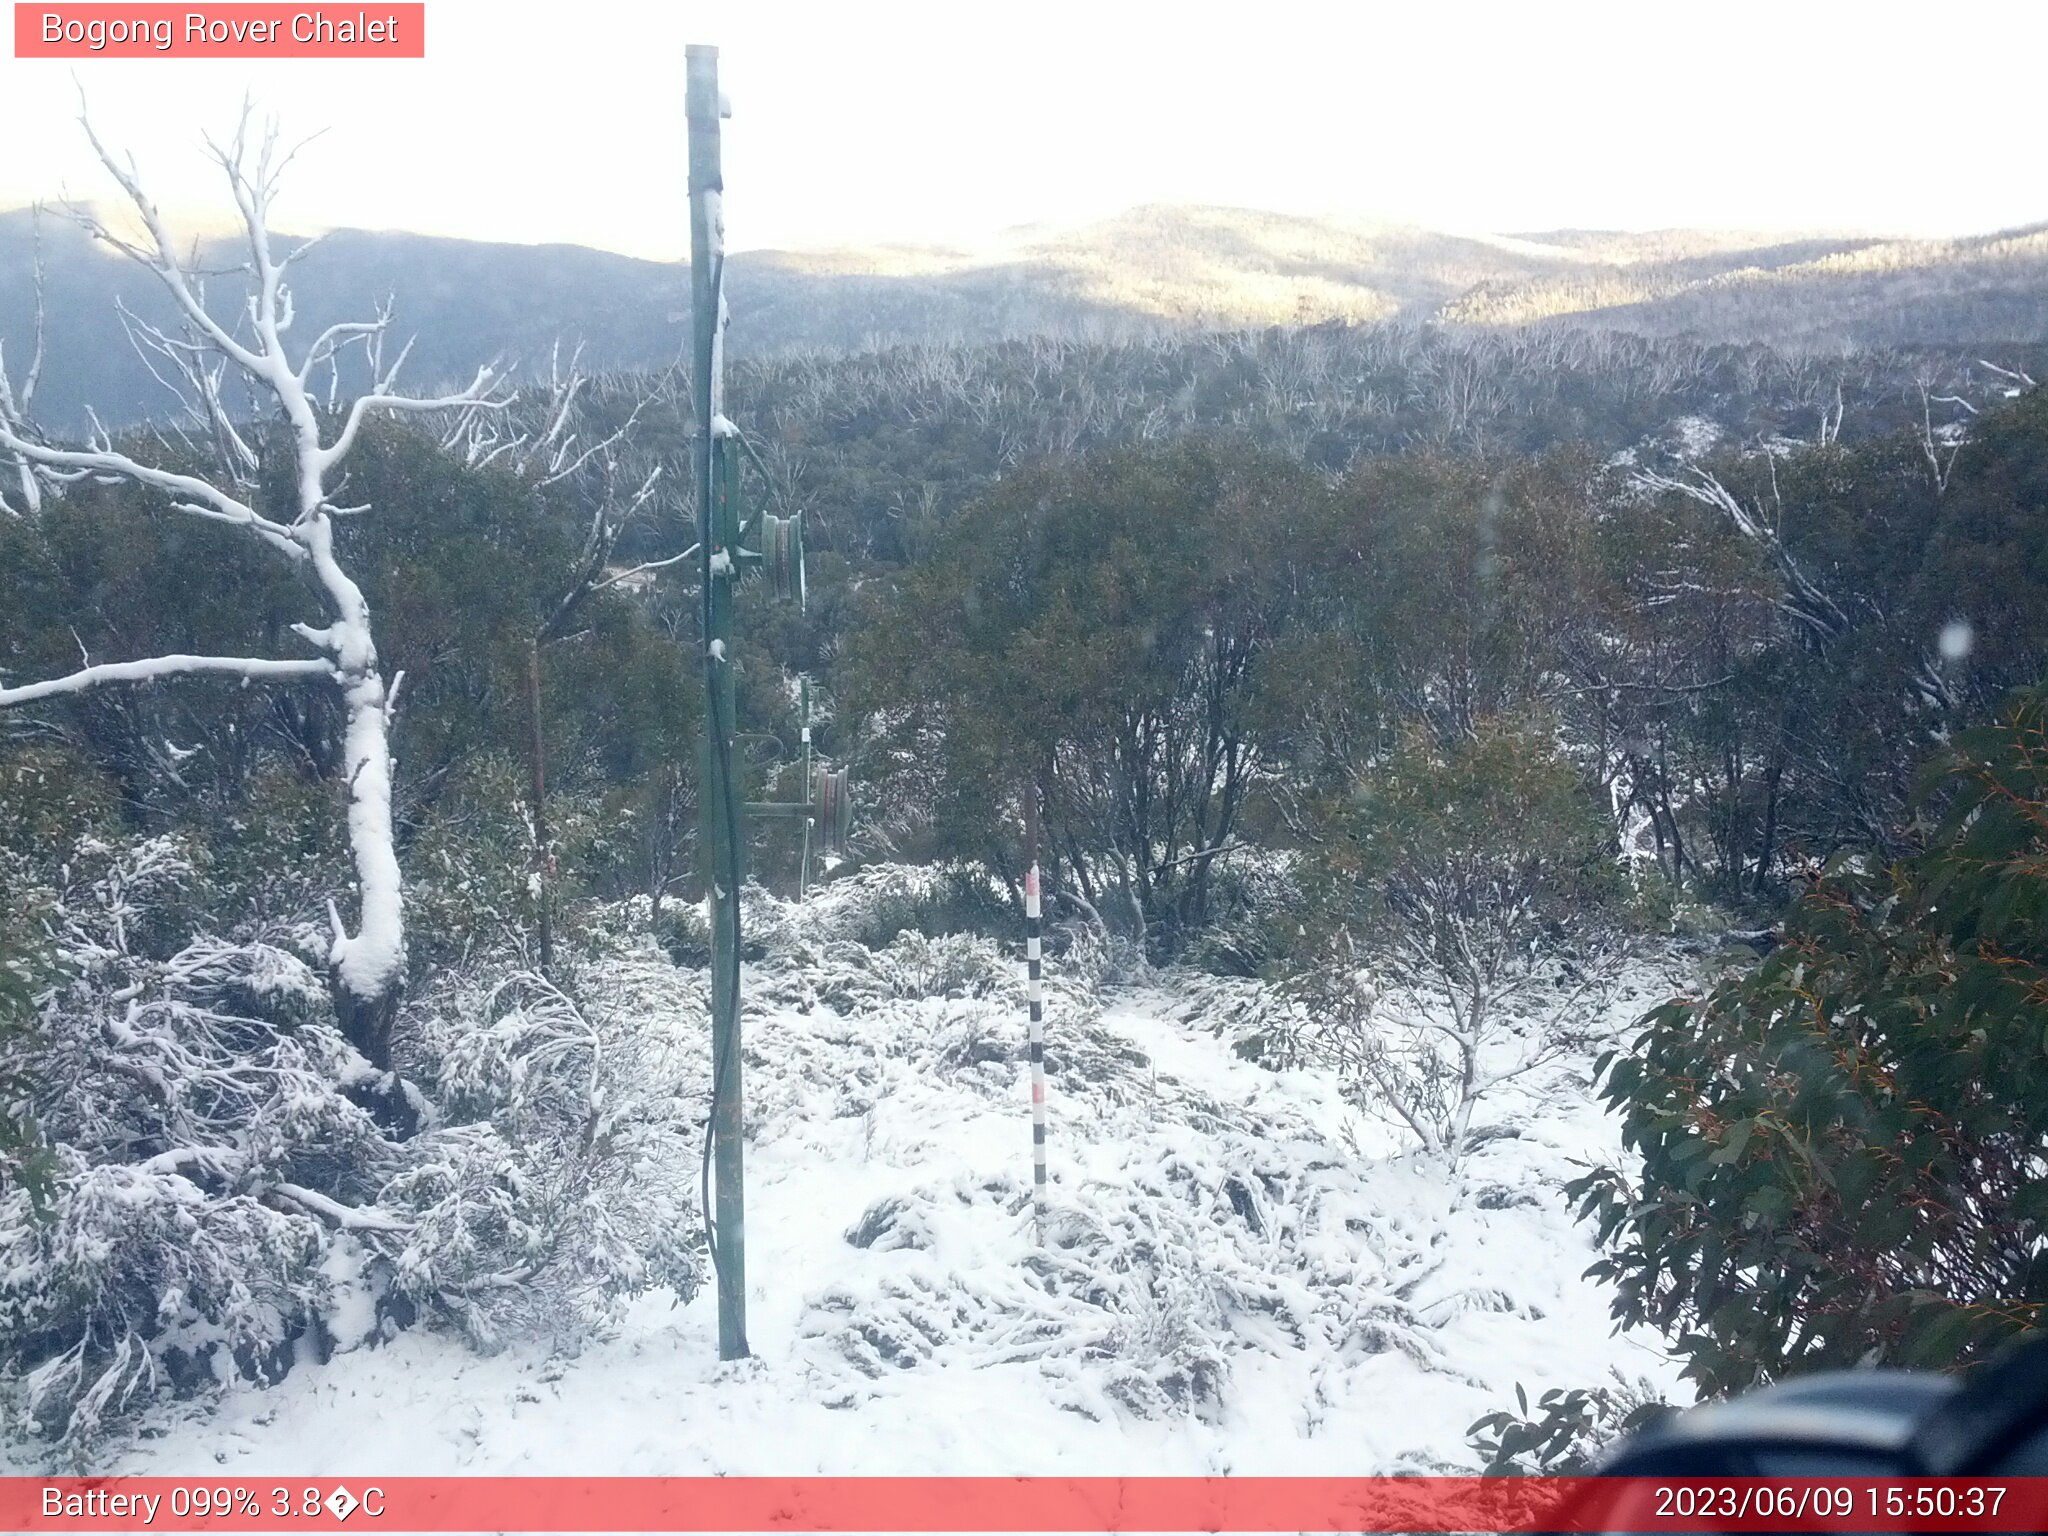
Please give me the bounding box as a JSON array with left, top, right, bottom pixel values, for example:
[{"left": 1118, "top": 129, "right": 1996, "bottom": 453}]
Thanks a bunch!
[
  {"left": 847, "top": 437, "right": 1325, "bottom": 952},
  {"left": 0, "top": 111, "right": 504, "bottom": 1065}
]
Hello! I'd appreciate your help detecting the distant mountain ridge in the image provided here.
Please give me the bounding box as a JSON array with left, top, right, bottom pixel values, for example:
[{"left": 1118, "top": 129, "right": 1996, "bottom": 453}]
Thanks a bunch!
[{"left": 3, "top": 203, "right": 2045, "bottom": 430}]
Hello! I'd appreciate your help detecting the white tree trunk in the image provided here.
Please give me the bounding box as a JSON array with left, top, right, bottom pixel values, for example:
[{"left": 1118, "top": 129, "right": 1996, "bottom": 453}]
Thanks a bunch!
[{"left": 329, "top": 637, "right": 404, "bottom": 1007}]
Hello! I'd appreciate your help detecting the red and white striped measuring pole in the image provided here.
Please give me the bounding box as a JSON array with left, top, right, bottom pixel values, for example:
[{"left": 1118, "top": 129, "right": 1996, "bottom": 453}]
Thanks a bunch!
[{"left": 1024, "top": 787, "right": 1048, "bottom": 1241}]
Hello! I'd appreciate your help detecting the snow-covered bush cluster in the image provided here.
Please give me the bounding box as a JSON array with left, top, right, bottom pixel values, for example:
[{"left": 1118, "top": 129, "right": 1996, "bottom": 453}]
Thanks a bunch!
[
  {"left": 0, "top": 836, "right": 705, "bottom": 1457},
  {"left": 770, "top": 861, "right": 1015, "bottom": 952},
  {"left": 388, "top": 955, "right": 706, "bottom": 1351},
  {"left": 1, "top": 837, "right": 366, "bottom": 1450},
  {"left": 0, "top": 843, "right": 1691, "bottom": 1475},
  {"left": 676, "top": 879, "right": 1639, "bottom": 1447}
]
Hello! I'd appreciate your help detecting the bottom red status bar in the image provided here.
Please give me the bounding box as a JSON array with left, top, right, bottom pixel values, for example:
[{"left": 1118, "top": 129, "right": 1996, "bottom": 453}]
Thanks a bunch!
[{"left": 8, "top": 1475, "right": 2048, "bottom": 1533}]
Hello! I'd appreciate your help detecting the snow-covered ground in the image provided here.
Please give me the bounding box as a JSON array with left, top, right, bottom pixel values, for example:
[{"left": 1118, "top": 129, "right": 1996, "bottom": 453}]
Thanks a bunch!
[{"left": 4, "top": 890, "right": 1687, "bottom": 1478}]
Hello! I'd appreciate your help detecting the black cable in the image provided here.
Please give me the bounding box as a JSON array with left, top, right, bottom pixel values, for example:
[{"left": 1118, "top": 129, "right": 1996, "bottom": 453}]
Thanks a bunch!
[
  {"left": 693, "top": 254, "right": 750, "bottom": 1351},
  {"left": 698, "top": 667, "right": 750, "bottom": 1358},
  {"left": 696, "top": 744, "right": 723, "bottom": 1298}
]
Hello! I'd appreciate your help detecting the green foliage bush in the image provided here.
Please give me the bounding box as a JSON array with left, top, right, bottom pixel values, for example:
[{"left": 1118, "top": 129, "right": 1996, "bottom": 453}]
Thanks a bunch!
[
  {"left": 1468, "top": 1377, "right": 1673, "bottom": 1475},
  {"left": 1571, "top": 685, "right": 2048, "bottom": 1396}
]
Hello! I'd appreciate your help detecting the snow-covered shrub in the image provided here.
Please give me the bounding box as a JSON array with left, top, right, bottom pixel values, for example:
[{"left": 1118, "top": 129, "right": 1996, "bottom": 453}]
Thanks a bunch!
[
  {"left": 651, "top": 882, "right": 801, "bottom": 970},
  {"left": 802, "top": 1108, "right": 1484, "bottom": 1430},
  {"left": 1288, "top": 943, "right": 1624, "bottom": 1171},
  {"left": 1158, "top": 968, "right": 1303, "bottom": 1067},
  {"left": 872, "top": 930, "right": 1009, "bottom": 1000},
  {"left": 752, "top": 889, "right": 1508, "bottom": 1428},
  {"left": 1286, "top": 722, "right": 1626, "bottom": 1167},
  {"left": 730, "top": 877, "right": 1049, "bottom": 1021},
  {"left": 1029, "top": 1198, "right": 1236, "bottom": 1421},
  {"left": 0, "top": 836, "right": 379, "bottom": 1452},
  {"left": 804, "top": 863, "right": 1012, "bottom": 950},
  {"left": 804, "top": 1174, "right": 1235, "bottom": 1419},
  {"left": 389, "top": 957, "right": 705, "bottom": 1350},
  {"left": 3, "top": 1155, "right": 329, "bottom": 1446},
  {"left": 1051, "top": 913, "right": 1148, "bottom": 991},
  {"left": 0, "top": 836, "right": 706, "bottom": 1456}
]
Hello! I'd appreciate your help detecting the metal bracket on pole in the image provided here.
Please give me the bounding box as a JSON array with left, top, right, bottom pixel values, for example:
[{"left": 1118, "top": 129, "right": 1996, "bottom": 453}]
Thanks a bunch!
[{"left": 745, "top": 765, "right": 853, "bottom": 850}]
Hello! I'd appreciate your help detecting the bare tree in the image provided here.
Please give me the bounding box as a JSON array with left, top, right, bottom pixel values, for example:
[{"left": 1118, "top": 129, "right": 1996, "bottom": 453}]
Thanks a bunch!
[
  {"left": 1633, "top": 461, "right": 1849, "bottom": 655},
  {"left": 451, "top": 346, "right": 685, "bottom": 967},
  {"left": 1916, "top": 377, "right": 1972, "bottom": 495},
  {"left": 1287, "top": 722, "right": 1628, "bottom": 1169},
  {"left": 0, "top": 108, "right": 505, "bottom": 1067}
]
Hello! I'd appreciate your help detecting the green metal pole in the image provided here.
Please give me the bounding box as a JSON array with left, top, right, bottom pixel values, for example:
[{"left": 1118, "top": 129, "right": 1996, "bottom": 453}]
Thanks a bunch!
[{"left": 688, "top": 41, "right": 748, "bottom": 1362}]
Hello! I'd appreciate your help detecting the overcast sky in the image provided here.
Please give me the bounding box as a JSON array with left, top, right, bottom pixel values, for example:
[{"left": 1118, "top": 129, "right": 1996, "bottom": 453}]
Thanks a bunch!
[{"left": 1, "top": 0, "right": 2040, "bottom": 259}]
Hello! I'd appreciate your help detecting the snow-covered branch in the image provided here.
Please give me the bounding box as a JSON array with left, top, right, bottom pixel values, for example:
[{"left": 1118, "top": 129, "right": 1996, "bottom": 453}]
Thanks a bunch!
[
  {"left": 589, "top": 539, "right": 700, "bottom": 598},
  {"left": 322, "top": 362, "right": 504, "bottom": 474},
  {"left": 1976, "top": 358, "right": 2036, "bottom": 393},
  {"left": 0, "top": 424, "right": 304, "bottom": 557},
  {"left": 0, "top": 654, "right": 333, "bottom": 709},
  {"left": 269, "top": 1182, "right": 413, "bottom": 1232}
]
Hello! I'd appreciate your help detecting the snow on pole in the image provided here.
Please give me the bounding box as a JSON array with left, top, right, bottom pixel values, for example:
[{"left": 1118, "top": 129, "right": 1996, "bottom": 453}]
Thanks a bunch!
[{"left": 1025, "top": 787, "right": 1048, "bottom": 1242}]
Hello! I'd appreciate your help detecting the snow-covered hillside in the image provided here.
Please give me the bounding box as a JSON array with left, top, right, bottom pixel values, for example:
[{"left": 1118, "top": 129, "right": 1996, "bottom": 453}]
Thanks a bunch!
[{"left": 4, "top": 874, "right": 1687, "bottom": 1478}]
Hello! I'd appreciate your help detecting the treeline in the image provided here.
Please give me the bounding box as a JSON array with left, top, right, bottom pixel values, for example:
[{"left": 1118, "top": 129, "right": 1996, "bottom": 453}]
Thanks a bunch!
[
  {"left": 5, "top": 352, "right": 2047, "bottom": 975},
  {"left": 710, "top": 324, "right": 2044, "bottom": 565},
  {"left": 842, "top": 386, "right": 2048, "bottom": 958}
]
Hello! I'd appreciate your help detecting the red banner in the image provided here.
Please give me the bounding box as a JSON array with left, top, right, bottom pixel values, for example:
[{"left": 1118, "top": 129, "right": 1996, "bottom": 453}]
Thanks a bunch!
[
  {"left": 13, "top": 5, "right": 425, "bottom": 58},
  {"left": 5, "top": 1476, "right": 2048, "bottom": 1532}
]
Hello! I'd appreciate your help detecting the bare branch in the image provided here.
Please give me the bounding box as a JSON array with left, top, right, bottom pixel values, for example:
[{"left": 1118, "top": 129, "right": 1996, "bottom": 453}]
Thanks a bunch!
[
  {"left": 73, "top": 106, "right": 270, "bottom": 377},
  {"left": 1634, "top": 462, "right": 1849, "bottom": 651},
  {"left": 590, "top": 541, "right": 700, "bottom": 598},
  {"left": 0, "top": 422, "right": 305, "bottom": 557},
  {"left": 0, "top": 654, "right": 334, "bottom": 709},
  {"left": 1977, "top": 359, "right": 2037, "bottom": 392},
  {"left": 322, "top": 362, "right": 506, "bottom": 473}
]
